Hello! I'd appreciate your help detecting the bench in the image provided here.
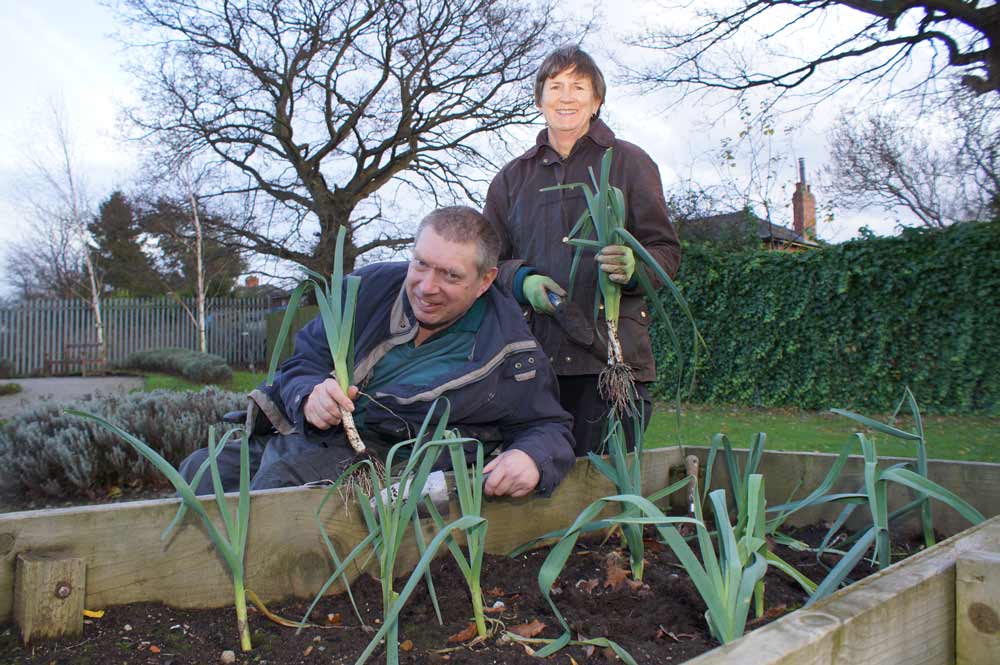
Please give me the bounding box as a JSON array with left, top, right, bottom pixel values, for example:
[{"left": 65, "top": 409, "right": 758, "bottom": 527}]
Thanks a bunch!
[{"left": 44, "top": 343, "right": 108, "bottom": 377}]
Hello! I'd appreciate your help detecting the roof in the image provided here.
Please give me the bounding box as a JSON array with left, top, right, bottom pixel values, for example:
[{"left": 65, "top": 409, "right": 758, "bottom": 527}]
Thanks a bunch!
[
  {"left": 231, "top": 283, "right": 290, "bottom": 300},
  {"left": 682, "top": 210, "right": 819, "bottom": 248}
]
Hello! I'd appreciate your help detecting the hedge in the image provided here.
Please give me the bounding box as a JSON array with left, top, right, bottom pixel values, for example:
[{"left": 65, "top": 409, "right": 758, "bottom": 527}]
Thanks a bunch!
[
  {"left": 121, "top": 347, "right": 233, "bottom": 384},
  {"left": 650, "top": 220, "right": 1000, "bottom": 414}
]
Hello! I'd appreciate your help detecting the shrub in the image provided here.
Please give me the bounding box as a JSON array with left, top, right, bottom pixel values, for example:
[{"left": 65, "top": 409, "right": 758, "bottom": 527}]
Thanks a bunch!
[
  {"left": 651, "top": 221, "right": 1000, "bottom": 414},
  {"left": 122, "top": 347, "right": 233, "bottom": 384},
  {"left": 0, "top": 387, "right": 245, "bottom": 498},
  {"left": 0, "top": 359, "right": 12, "bottom": 379},
  {"left": 0, "top": 383, "right": 22, "bottom": 396}
]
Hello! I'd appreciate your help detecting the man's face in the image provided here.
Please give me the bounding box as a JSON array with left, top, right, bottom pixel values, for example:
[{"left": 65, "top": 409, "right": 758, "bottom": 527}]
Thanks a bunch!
[{"left": 405, "top": 227, "right": 497, "bottom": 333}]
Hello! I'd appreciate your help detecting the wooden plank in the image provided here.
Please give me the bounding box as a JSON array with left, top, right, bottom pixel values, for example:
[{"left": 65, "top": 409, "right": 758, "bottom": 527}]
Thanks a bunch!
[
  {"left": 13, "top": 552, "right": 85, "bottom": 645},
  {"left": 0, "top": 446, "right": 997, "bottom": 665},
  {"left": 685, "top": 515, "right": 1000, "bottom": 665},
  {"left": 956, "top": 551, "right": 1000, "bottom": 665},
  {"left": 0, "top": 447, "right": 685, "bottom": 621},
  {"left": 684, "top": 447, "right": 1000, "bottom": 538}
]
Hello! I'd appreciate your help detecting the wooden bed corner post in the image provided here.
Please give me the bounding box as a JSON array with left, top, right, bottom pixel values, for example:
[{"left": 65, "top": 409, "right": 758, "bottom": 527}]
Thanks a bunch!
[
  {"left": 13, "top": 552, "right": 86, "bottom": 645},
  {"left": 956, "top": 550, "right": 1000, "bottom": 665}
]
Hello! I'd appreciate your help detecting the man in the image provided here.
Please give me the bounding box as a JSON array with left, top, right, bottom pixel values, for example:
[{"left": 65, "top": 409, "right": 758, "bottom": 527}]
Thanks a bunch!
[{"left": 180, "top": 206, "right": 575, "bottom": 498}]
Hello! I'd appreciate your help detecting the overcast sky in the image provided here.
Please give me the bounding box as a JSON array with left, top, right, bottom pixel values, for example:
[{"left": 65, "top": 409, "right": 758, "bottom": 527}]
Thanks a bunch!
[{"left": 0, "top": 0, "right": 909, "bottom": 296}]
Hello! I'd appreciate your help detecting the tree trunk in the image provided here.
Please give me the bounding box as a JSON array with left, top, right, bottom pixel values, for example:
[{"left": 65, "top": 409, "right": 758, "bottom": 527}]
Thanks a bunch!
[
  {"left": 82, "top": 248, "right": 104, "bottom": 351},
  {"left": 189, "top": 188, "right": 207, "bottom": 354},
  {"left": 183, "top": 170, "right": 207, "bottom": 353}
]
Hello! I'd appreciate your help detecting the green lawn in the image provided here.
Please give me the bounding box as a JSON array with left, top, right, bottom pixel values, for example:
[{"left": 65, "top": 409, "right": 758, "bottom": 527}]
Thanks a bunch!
[
  {"left": 142, "top": 370, "right": 262, "bottom": 394},
  {"left": 648, "top": 403, "right": 1000, "bottom": 463}
]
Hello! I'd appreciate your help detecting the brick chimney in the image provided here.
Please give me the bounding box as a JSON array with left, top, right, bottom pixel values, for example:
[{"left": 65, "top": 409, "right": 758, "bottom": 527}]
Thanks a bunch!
[
  {"left": 244, "top": 275, "right": 260, "bottom": 289},
  {"left": 792, "top": 158, "right": 816, "bottom": 242}
]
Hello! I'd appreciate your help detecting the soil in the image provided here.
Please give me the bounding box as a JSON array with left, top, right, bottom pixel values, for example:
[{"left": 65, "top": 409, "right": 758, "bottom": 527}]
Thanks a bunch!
[{"left": 0, "top": 525, "right": 931, "bottom": 665}]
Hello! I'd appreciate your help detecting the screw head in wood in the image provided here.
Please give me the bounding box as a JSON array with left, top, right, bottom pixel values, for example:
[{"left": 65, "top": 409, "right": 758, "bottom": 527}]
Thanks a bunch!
[{"left": 54, "top": 582, "right": 72, "bottom": 599}]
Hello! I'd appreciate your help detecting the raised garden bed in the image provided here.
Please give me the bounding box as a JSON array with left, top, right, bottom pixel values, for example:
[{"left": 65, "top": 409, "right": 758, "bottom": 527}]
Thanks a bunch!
[{"left": 1, "top": 447, "right": 998, "bottom": 664}]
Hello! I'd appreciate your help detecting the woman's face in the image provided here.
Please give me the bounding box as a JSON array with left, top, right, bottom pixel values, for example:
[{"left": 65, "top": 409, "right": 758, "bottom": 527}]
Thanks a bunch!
[{"left": 538, "top": 67, "right": 602, "bottom": 145}]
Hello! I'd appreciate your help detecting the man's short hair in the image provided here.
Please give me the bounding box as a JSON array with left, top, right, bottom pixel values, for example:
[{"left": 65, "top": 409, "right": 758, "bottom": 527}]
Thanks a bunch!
[
  {"left": 533, "top": 45, "right": 606, "bottom": 117},
  {"left": 416, "top": 206, "right": 501, "bottom": 276}
]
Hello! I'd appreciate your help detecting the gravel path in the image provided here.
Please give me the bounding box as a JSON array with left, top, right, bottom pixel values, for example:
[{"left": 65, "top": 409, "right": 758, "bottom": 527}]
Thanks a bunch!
[{"left": 0, "top": 376, "right": 145, "bottom": 420}]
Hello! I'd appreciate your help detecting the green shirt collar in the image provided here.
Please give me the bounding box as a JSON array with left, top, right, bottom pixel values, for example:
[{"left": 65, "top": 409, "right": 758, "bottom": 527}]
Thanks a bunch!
[{"left": 452, "top": 296, "right": 486, "bottom": 334}]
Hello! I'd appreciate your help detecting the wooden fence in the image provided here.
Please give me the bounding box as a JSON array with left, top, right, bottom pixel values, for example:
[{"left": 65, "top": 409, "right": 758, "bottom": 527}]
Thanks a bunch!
[{"left": 0, "top": 297, "right": 272, "bottom": 376}]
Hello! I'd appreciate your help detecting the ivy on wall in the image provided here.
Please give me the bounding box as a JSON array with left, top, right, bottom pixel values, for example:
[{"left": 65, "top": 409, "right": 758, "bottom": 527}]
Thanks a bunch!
[{"left": 650, "top": 221, "right": 1000, "bottom": 414}]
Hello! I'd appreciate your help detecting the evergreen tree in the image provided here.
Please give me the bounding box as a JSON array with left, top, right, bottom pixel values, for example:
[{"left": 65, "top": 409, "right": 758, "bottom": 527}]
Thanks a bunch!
[
  {"left": 140, "top": 197, "right": 246, "bottom": 297},
  {"left": 88, "top": 192, "right": 160, "bottom": 296}
]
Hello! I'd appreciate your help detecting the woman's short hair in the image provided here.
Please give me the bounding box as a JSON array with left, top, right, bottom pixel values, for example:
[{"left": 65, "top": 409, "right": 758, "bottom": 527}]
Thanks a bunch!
[
  {"left": 533, "top": 45, "right": 606, "bottom": 116},
  {"left": 416, "top": 206, "right": 501, "bottom": 276}
]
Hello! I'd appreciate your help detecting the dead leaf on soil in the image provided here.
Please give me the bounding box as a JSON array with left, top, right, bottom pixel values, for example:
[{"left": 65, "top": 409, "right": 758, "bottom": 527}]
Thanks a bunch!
[
  {"left": 149, "top": 645, "right": 161, "bottom": 654},
  {"left": 576, "top": 578, "right": 599, "bottom": 594},
  {"left": 82, "top": 609, "right": 105, "bottom": 619},
  {"left": 303, "top": 645, "right": 314, "bottom": 656},
  {"left": 508, "top": 619, "right": 546, "bottom": 638},
  {"left": 604, "top": 554, "right": 632, "bottom": 591},
  {"left": 605, "top": 553, "right": 647, "bottom": 592},
  {"left": 326, "top": 612, "right": 342, "bottom": 625},
  {"left": 448, "top": 622, "right": 478, "bottom": 643},
  {"left": 656, "top": 625, "right": 696, "bottom": 641},
  {"left": 749, "top": 604, "right": 788, "bottom": 625},
  {"left": 642, "top": 537, "right": 666, "bottom": 553},
  {"left": 400, "top": 639, "right": 414, "bottom": 651}
]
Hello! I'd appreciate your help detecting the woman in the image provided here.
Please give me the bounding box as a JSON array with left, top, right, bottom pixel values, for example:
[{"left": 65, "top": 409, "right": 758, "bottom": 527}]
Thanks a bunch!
[{"left": 484, "top": 45, "right": 680, "bottom": 456}]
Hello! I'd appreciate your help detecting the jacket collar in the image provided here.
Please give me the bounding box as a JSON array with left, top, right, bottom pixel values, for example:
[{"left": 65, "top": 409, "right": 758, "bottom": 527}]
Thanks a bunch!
[{"left": 519, "top": 118, "right": 615, "bottom": 161}]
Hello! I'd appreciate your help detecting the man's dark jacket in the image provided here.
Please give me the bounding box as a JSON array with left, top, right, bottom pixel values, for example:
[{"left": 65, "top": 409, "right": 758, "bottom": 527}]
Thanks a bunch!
[
  {"left": 251, "top": 262, "right": 576, "bottom": 495},
  {"left": 484, "top": 119, "right": 681, "bottom": 382}
]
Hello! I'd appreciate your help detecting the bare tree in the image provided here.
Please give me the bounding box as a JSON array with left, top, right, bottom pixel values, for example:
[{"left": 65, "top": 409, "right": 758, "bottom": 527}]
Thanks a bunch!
[
  {"left": 626, "top": 1, "right": 1000, "bottom": 108},
  {"left": 47, "top": 109, "right": 105, "bottom": 351},
  {"left": 667, "top": 101, "right": 796, "bottom": 223},
  {"left": 954, "top": 86, "right": 1000, "bottom": 217},
  {"left": 115, "top": 0, "right": 574, "bottom": 273},
  {"left": 6, "top": 103, "right": 105, "bottom": 349},
  {"left": 183, "top": 168, "right": 208, "bottom": 353},
  {"left": 4, "top": 215, "right": 89, "bottom": 300},
  {"left": 827, "top": 92, "right": 999, "bottom": 227}
]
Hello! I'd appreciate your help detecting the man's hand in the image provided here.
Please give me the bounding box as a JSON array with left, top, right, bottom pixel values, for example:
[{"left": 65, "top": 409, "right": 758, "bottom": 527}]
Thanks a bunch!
[
  {"left": 596, "top": 245, "right": 635, "bottom": 285},
  {"left": 303, "top": 379, "right": 359, "bottom": 430},
  {"left": 523, "top": 275, "right": 566, "bottom": 315},
  {"left": 483, "top": 449, "right": 540, "bottom": 498}
]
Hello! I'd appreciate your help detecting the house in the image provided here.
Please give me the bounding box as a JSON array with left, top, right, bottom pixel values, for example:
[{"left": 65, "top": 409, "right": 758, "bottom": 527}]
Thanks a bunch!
[
  {"left": 681, "top": 159, "right": 821, "bottom": 251},
  {"left": 233, "top": 275, "right": 292, "bottom": 309}
]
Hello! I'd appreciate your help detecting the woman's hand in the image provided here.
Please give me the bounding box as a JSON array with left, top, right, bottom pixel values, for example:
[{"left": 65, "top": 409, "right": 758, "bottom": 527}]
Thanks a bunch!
[
  {"left": 523, "top": 274, "right": 566, "bottom": 314},
  {"left": 596, "top": 245, "right": 635, "bottom": 285}
]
